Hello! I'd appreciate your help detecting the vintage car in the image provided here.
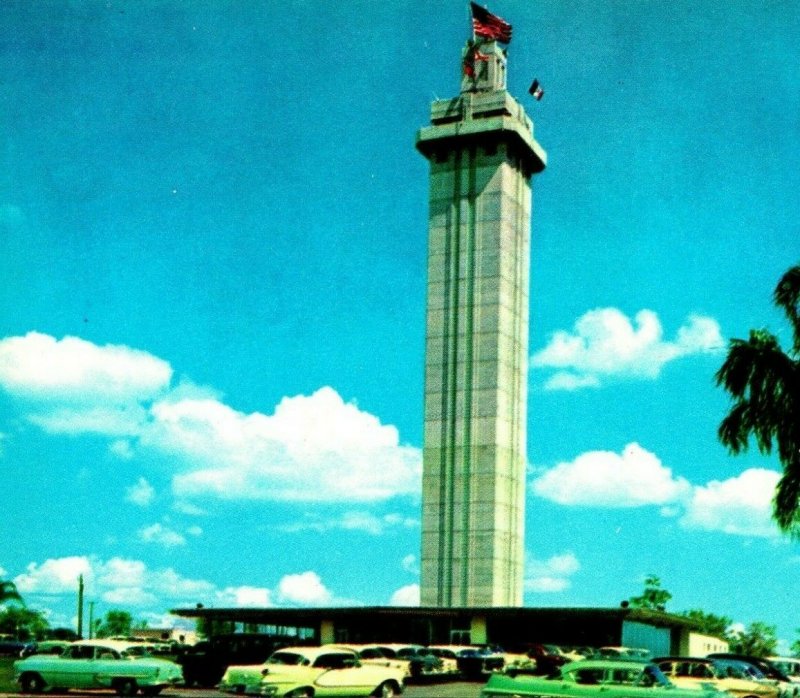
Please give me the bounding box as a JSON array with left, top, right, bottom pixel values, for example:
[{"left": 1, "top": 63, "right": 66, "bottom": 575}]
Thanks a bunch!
[
  {"left": 480, "top": 659, "right": 726, "bottom": 698},
  {"left": 423, "top": 646, "right": 462, "bottom": 675},
  {"left": 218, "top": 645, "right": 405, "bottom": 697},
  {"left": 321, "top": 645, "right": 411, "bottom": 678},
  {"left": 426, "top": 644, "right": 505, "bottom": 679},
  {"left": 373, "top": 644, "right": 445, "bottom": 679},
  {"left": 13, "top": 639, "right": 183, "bottom": 695},
  {"left": 177, "top": 633, "right": 280, "bottom": 687},
  {"left": 655, "top": 656, "right": 781, "bottom": 698},
  {"left": 709, "top": 654, "right": 799, "bottom": 698},
  {"left": 769, "top": 658, "right": 800, "bottom": 685}
]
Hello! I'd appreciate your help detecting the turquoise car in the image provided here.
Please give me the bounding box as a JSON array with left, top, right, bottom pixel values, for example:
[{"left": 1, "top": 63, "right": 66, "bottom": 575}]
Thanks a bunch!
[
  {"left": 481, "top": 659, "right": 727, "bottom": 698},
  {"left": 13, "top": 639, "right": 183, "bottom": 695}
]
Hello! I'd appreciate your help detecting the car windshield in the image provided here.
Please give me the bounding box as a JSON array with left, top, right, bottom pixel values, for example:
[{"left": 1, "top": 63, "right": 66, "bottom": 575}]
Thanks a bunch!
[{"left": 643, "top": 665, "right": 675, "bottom": 687}]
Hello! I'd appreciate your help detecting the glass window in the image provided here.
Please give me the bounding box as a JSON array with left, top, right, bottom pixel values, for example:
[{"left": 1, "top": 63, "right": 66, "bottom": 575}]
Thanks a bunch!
[{"left": 314, "top": 653, "right": 354, "bottom": 669}]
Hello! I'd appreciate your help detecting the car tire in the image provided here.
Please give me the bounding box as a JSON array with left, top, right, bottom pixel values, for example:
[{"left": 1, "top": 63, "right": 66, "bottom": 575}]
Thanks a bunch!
[
  {"left": 285, "top": 688, "right": 314, "bottom": 698},
  {"left": 374, "top": 681, "right": 399, "bottom": 698},
  {"left": 115, "top": 678, "right": 138, "bottom": 696},
  {"left": 142, "top": 688, "right": 163, "bottom": 696},
  {"left": 21, "top": 673, "right": 46, "bottom": 693}
]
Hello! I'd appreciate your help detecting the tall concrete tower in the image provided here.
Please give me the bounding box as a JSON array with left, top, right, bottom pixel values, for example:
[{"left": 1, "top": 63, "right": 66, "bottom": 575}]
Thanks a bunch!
[{"left": 416, "top": 37, "right": 546, "bottom": 607}]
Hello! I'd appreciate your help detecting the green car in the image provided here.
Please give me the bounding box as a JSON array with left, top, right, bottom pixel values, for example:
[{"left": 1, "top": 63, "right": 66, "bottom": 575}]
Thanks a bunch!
[
  {"left": 13, "top": 639, "right": 184, "bottom": 695},
  {"left": 481, "top": 659, "right": 727, "bottom": 698}
]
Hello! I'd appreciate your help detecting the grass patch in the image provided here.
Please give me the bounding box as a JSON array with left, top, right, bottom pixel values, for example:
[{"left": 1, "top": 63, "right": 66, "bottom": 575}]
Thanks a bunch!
[{"left": 0, "top": 656, "right": 17, "bottom": 692}]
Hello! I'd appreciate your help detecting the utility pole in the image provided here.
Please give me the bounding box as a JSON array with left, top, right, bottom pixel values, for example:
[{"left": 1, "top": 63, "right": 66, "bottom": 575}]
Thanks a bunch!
[
  {"left": 88, "top": 601, "right": 96, "bottom": 639},
  {"left": 76, "top": 575, "right": 84, "bottom": 638}
]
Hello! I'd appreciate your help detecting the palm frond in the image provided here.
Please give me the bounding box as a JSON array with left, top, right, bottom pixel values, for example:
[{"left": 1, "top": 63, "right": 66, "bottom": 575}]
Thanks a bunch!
[
  {"left": 774, "top": 463, "right": 800, "bottom": 535},
  {"left": 718, "top": 401, "right": 752, "bottom": 454},
  {"left": 774, "top": 263, "right": 800, "bottom": 355}
]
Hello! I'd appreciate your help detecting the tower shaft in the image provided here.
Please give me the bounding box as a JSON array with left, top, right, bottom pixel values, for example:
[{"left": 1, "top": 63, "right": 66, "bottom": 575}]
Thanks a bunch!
[{"left": 416, "top": 42, "right": 546, "bottom": 607}]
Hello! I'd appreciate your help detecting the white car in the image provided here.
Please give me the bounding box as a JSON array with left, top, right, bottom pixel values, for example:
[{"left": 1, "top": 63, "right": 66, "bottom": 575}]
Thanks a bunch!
[
  {"left": 218, "top": 645, "right": 405, "bottom": 697},
  {"left": 322, "top": 644, "right": 411, "bottom": 678}
]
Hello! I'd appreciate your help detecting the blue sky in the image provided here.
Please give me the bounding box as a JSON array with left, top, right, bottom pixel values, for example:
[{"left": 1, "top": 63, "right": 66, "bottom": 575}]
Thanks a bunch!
[{"left": 1, "top": 0, "right": 799, "bottom": 648}]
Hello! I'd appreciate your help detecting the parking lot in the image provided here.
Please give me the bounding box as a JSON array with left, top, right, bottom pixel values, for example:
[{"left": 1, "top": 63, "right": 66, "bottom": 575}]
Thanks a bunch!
[{"left": 0, "top": 685, "right": 484, "bottom": 698}]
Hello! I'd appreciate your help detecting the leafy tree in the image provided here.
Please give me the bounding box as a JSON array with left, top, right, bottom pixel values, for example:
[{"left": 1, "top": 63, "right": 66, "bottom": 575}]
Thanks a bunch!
[
  {"left": 716, "top": 263, "right": 800, "bottom": 536},
  {"left": 0, "top": 606, "right": 49, "bottom": 641},
  {"left": 0, "top": 580, "right": 23, "bottom": 605},
  {"left": 791, "top": 628, "right": 800, "bottom": 657},
  {"left": 729, "top": 621, "right": 778, "bottom": 657},
  {"left": 629, "top": 575, "right": 672, "bottom": 611},
  {"left": 95, "top": 610, "right": 133, "bottom": 638},
  {"left": 682, "top": 609, "right": 733, "bottom": 639}
]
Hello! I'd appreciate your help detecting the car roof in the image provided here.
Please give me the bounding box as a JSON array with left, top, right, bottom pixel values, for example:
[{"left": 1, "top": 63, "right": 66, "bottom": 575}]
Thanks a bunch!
[
  {"left": 271, "top": 646, "right": 356, "bottom": 661},
  {"left": 563, "top": 659, "right": 654, "bottom": 671},
  {"left": 72, "top": 640, "right": 140, "bottom": 649},
  {"left": 69, "top": 638, "right": 149, "bottom": 652}
]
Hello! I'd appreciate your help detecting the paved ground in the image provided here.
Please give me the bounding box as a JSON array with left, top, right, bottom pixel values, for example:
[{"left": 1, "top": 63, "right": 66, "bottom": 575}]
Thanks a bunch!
[{"left": 0, "top": 682, "right": 486, "bottom": 698}]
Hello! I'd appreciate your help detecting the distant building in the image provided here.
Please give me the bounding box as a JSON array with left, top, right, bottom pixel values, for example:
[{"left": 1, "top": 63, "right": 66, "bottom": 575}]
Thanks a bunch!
[{"left": 681, "top": 632, "right": 730, "bottom": 657}]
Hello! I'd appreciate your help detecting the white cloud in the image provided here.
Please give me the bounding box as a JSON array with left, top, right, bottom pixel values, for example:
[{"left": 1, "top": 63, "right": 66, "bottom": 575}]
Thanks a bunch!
[
  {"left": 390, "top": 584, "right": 420, "bottom": 606},
  {"left": 276, "top": 571, "right": 332, "bottom": 606},
  {"left": 15, "top": 556, "right": 215, "bottom": 608},
  {"left": 173, "top": 501, "right": 207, "bottom": 516},
  {"left": 0, "top": 333, "right": 419, "bottom": 505},
  {"left": 0, "top": 332, "right": 172, "bottom": 403},
  {"left": 15, "top": 556, "right": 93, "bottom": 594},
  {"left": 401, "top": 554, "right": 418, "bottom": 574},
  {"left": 278, "top": 511, "right": 419, "bottom": 536},
  {"left": 103, "top": 587, "right": 157, "bottom": 606},
  {"left": 531, "top": 309, "right": 723, "bottom": 390},
  {"left": 525, "top": 552, "right": 580, "bottom": 593},
  {"left": 680, "top": 468, "right": 780, "bottom": 538},
  {"left": 164, "top": 387, "right": 421, "bottom": 503},
  {"left": 110, "top": 439, "right": 135, "bottom": 460},
  {"left": 216, "top": 586, "right": 273, "bottom": 607},
  {"left": 532, "top": 442, "right": 782, "bottom": 540},
  {"left": 126, "top": 477, "right": 155, "bottom": 507},
  {"left": 10, "top": 557, "right": 355, "bottom": 625},
  {"left": 138, "top": 523, "right": 186, "bottom": 547},
  {"left": 532, "top": 443, "right": 691, "bottom": 507}
]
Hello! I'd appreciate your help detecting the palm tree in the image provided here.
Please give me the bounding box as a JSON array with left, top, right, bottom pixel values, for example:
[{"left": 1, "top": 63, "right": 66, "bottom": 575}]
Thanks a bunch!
[
  {"left": 0, "top": 580, "right": 23, "bottom": 605},
  {"left": 715, "top": 263, "right": 800, "bottom": 535}
]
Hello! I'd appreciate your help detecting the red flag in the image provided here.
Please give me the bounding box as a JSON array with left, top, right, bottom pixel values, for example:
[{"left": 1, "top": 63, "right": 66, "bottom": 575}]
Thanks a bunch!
[
  {"left": 463, "top": 42, "right": 491, "bottom": 76},
  {"left": 528, "top": 79, "right": 544, "bottom": 100},
  {"left": 471, "top": 2, "right": 512, "bottom": 44}
]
